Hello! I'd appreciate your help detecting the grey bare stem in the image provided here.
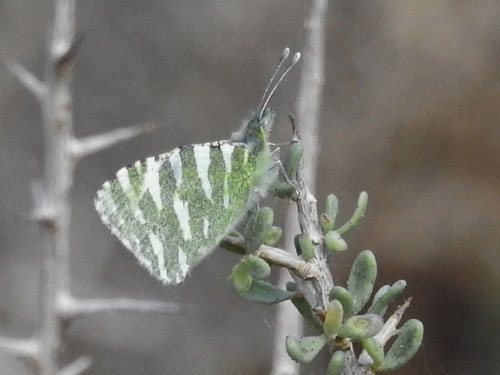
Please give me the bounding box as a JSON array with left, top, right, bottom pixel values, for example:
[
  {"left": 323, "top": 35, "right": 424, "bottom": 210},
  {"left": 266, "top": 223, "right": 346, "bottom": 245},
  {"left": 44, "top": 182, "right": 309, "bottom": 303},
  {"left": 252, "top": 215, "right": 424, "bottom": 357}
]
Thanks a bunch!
[
  {"left": 58, "top": 295, "right": 183, "bottom": 319},
  {"left": 1, "top": 0, "right": 181, "bottom": 373},
  {"left": 372, "top": 298, "right": 412, "bottom": 345},
  {"left": 270, "top": 1, "right": 330, "bottom": 375},
  {"left": 0, "top": 337, "right": 39, "bottom": 361},
  {"left": 36, "top": 1, "right": 77, "bottom": 374},
  {"left": 56, "top": 356, "right": 92, "bottom": 375},
  {"left": 69, "top": 122, "right": 160, "bottom": 160},
  {"left": 222, "top": 236, "right": 314, "bottom": 278},
  {"left": 4, "top": 59, "right": 47, "bottom": 101}
]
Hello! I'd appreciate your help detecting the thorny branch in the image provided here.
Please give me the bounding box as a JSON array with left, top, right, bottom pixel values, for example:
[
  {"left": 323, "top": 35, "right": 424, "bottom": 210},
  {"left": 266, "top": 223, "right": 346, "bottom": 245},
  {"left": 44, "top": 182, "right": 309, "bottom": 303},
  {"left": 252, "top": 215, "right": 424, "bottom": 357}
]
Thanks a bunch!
[
  {"left": 4, "top": 59, "right": 46, "bottom": 101},
  {"left": 0, "top": 337, "right": 39, "bottom": 361},
  {"left": 56, "top": 356, "right": 92, "bottom": 375},
  {"left": 0, "top": 1, "right": 181, "bottom": 374},
  {"left": 70, "top": 122, "right": 159, "bottom": 160},
  {"left": 58, "top": 295, "right": 183, "bottom": 319}
]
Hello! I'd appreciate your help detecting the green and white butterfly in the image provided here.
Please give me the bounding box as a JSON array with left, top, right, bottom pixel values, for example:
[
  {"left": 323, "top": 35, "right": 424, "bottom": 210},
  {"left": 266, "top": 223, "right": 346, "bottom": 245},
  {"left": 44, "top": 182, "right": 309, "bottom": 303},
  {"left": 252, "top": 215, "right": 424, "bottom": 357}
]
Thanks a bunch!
[{"left": 95, "top": 48, "right": 300, "bottom": 284}]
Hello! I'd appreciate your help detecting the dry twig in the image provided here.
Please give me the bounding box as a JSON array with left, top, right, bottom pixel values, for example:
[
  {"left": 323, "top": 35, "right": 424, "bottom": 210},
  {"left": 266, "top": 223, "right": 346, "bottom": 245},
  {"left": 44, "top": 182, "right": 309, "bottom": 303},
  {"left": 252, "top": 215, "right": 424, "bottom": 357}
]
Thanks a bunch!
[
  {"left": 0, "top": 1, "right": 181, "bottom": 374},
  {"left": 270, "top": 1, "right": 330, "bottom": 374}
]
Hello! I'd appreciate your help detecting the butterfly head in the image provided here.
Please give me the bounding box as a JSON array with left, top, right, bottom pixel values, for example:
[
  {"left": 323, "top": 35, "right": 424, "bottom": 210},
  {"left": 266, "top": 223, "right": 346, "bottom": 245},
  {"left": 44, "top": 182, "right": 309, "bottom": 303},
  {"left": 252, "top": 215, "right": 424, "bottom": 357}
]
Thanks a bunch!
[
  {"left": 231, "top": 107, "right": 275, "bottom": 151},
  {"left": 231, "top": 48, "right": 301, "bottom": 152}
]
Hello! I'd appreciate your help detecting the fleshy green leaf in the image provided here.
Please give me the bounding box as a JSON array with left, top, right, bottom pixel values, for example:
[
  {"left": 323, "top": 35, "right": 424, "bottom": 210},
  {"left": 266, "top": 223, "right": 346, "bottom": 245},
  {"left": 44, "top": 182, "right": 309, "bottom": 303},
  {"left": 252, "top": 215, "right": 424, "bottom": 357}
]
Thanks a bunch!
[
  {"left": 293, "top": 234, "right": 301, "bottom": 256},
  {"left": 243, "top": 254, "right": 271, "bottom": 279},
  {"left": 284, "top": 140, "right": 303, "bottom": 177},
  {"left": 273, "top": 181, "right": 297, "bottom": 199},
  {"left": 323, "top": 300, "right": 344, "bottom": 338},
  {"left": 329, "top": 286, "right": 354, "bottom": 320},
  {"left": 220, "top": 239, "right": 247, "bottom": 255},
  {"left": 297, "top": 234, "right": 315, "bottom": 261},
  {"left": 291, "top": 296, "right": 321, "bottom": 329},
  {"left": 231, "top": 263, "right": 253, "bottom": 294},
  {"left": 370, "top": 284, "right": 389, "bottom": 312},
  {"left": 336, "top": 191, "right": 368, "bottom": 235},
  {"left": 286, "top": 334, "right": 327, "bottom": 363},
  {"left": 320, "top": 213, "right": 335, "bottom": 233},
  {"left": 368, "top": 280, "right": 407, "bottom": 316},
  {"left": 246, "top": 207, "right": 274, "bottom": 252},
  {"left": 243, "top": 207, "right": 258, "bottom": 242},
  {"left": 339, "top": 314, "right": 383, "bottom": 341},
  {"left": 326, "top": 350, "right": 345, "bottom": 375},
  {"left": 362, "top": 337, "right": 384, "bottom": 368},
  {"left": 377, "top": 319, "right": 424, "bottom": 371},
  {"left": 324, "top": 231, "right": 348, "bottom": 252},
  {"left": 287, "top": 283, "right": 322, "bottom": 329},
  {"left": 239, "top": 280, "right": 295, "bottom": 304},
  {"left": 347, "top": 250, "right": 377, "bottom": 314},
  {"left": 325, "top": 194, "right": 339, "bottom": 226},
  {"left": 263, "top": 226, "right": 282, "bottom": 246}
]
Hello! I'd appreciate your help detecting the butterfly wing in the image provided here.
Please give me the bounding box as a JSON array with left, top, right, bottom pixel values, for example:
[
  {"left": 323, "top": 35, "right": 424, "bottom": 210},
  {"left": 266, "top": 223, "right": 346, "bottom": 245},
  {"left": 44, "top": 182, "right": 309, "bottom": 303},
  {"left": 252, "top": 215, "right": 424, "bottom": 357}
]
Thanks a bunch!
[{"left": 95, "top": 141, "right": 259, "bottom": 284}]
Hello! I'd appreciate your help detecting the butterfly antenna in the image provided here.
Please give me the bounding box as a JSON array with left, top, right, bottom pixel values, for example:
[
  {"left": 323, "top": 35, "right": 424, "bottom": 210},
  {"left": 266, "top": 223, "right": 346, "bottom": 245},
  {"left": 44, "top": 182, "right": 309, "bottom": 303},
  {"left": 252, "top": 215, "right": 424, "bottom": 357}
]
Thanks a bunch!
[
  {"left": 258, "top": 51, "right": 301, "bottom": 120},
  {"left": 256, "top": 48, "right": 290, "bottom": 116}
]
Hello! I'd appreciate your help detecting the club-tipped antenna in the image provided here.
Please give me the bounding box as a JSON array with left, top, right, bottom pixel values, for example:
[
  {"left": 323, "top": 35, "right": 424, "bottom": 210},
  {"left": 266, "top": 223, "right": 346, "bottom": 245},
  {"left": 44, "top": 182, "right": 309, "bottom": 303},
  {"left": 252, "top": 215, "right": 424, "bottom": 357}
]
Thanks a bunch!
[
  {"left": 258, "top": 51, "right": 301, "bottom": 120},
  {"left": 256, "top": 47, "right": 290, "bottom": 115}
]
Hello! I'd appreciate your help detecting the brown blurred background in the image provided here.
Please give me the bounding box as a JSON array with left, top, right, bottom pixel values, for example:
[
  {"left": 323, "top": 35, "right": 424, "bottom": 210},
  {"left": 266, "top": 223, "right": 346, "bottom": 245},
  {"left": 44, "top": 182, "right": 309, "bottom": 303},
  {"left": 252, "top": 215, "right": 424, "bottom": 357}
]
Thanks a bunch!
[{"left": 1, "top": 1, "right": 500, "bottom": 374}]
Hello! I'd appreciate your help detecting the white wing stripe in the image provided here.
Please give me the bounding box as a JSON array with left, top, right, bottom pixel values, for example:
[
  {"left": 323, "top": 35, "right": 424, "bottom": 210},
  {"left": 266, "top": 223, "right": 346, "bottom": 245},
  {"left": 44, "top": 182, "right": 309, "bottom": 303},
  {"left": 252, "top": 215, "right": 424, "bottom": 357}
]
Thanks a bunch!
[
  {"left": 221, "top": 144, "right": 234, "bottom": 209},
  {"left": 116, "top": 167, "right": 132, "bottom": 194},
  {"left": 203, "top": 218, "right": 209, "bottom": 238},
  {"left": 173, "top": 194, "right": 192, "bottom": 241},
  {"left": 221, "top": 143, "right": 233, "bottom": 173},
  {"left": 178, "top": 247, "right": 190, "bottom": 280},
  {"left": 145, "top": 157, "right": 163, "bottom": 210},
  {"left": 148, "top": 232, "right": 168, "bottom": 281},
  {"left": 169, "top": 148, "right": 183, "bottom": 188},
  {"left": 194, "top": 144, "right": 213, "bottom": 200}
]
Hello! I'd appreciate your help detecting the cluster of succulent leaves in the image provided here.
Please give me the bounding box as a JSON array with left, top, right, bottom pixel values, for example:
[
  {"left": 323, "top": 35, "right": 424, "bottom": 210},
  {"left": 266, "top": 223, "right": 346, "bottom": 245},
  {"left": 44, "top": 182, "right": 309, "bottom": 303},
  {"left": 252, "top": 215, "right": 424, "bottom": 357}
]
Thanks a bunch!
[
  {"left": 225, "top": 141, "right": 423, "bottom": 374},
  {"left": 285, "top": 246, "right": 423, "bottom": 373}
]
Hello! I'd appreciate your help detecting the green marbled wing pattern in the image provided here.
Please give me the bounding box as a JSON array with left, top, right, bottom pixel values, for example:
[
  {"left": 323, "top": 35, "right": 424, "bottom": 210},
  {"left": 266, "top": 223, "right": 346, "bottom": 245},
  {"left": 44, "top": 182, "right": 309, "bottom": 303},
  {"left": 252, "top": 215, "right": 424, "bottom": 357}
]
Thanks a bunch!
[{"left": 94, "top": 141, "right": 259, "bottom": 284}]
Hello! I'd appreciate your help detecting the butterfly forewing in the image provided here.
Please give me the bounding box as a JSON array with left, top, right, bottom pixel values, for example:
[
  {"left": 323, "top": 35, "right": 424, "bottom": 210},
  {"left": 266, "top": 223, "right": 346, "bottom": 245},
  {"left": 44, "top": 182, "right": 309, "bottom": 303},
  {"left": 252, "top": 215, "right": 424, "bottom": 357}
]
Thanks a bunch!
[{"left": 95, "top": 141, "right": 259, "bottom": 284}]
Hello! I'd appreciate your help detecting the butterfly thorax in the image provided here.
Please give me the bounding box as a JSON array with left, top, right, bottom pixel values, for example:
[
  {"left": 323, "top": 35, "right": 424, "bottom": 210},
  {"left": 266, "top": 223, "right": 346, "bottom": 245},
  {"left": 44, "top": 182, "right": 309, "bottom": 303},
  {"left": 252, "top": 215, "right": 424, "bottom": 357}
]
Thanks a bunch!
[
  {"left": 230, "top": 107, "right": 276, "bottom": 199},
  {"left": 230, "top": 108, "right": 275, "bottom": 153}
]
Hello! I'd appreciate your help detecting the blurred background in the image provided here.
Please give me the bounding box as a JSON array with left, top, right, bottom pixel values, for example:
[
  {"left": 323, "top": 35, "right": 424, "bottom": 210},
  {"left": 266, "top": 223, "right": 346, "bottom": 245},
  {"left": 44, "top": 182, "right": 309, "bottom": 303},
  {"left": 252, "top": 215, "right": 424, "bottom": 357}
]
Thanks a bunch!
[{"left": 1, "top": 0, "right": 500, "bottom": 374}]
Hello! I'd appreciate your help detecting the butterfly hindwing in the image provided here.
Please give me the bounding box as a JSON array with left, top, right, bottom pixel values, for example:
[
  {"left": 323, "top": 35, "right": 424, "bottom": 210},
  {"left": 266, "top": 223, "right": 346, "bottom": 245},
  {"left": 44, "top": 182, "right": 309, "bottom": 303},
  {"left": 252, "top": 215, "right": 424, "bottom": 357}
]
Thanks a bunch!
[{"left": 95, "top": 141, "right": 259, "bottom": 284}]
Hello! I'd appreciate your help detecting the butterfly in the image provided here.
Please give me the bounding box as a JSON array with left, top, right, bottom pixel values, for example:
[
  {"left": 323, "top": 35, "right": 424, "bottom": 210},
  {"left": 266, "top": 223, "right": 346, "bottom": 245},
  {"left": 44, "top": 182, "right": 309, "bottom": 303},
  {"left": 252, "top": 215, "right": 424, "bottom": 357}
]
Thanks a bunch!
[{"left": 94, "top": 48, "right": 301, "bottom": 284}]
